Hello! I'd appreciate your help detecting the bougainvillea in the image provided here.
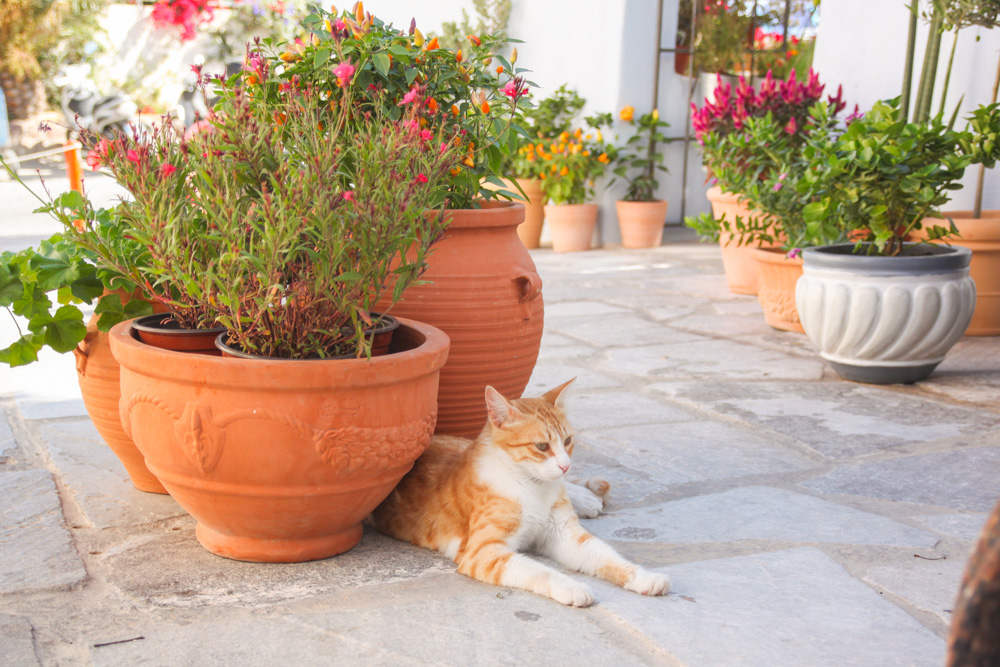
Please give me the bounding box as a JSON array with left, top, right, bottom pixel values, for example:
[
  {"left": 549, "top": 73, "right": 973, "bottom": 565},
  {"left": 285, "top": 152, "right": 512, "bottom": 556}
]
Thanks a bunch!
[{"left": 150, "top": 0, "right": 214, "bottom": 41}]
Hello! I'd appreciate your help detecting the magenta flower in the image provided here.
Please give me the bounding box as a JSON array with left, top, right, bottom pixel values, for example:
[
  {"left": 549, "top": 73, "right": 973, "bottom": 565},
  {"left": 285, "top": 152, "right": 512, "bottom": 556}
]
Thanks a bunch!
[
  {"left": 399, "top": 87, "right": 419, "bottom": 106},
  {"left": 784, "top": 117, "right": 798, "bottom": 134},
  {"left": 415, "top": 173, "right": 429, "bottom": 184},
  {"left": 127, "top": 149, "right": 140, "bottom": 163},
  {"left": 342, "top": 191, "right": 354, "bottom": 202},
  {"left": 332, "top": 61, "right": 355, "bottom": 88},
  {"left": 420, "top": 129, "right": 433, "bottom": 141},
  {"left": 787, "top": 248, "right": 802, "bottom": 259}
]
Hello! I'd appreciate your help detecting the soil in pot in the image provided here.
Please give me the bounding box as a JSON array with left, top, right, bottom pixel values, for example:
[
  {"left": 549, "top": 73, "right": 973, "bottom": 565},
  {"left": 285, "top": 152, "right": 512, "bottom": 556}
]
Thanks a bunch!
[
  {"left": 215, "top": 314, "right": 400, "bottom": 359},
  {"left": 111, "top": 317, "right": 449, "bottom": 563},
  {"left": 131, "top": 314, "right": 226, "bottom": 355}
]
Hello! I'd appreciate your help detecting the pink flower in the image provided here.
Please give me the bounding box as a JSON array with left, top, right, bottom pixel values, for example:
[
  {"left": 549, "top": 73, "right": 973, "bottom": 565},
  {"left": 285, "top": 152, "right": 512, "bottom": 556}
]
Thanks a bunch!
[
  {"left": 420, "top": 129, "right": 433, "bottom": 141},
  {"left": 399, "top": 87, "right": 419, "bottom": 106},
  {"left": 342, "top": 191, "right": 354, "bottom": 201},
  {"left": 502, "top": 80, "right": 519, "bottom": 99},
  {"left": 334, "top": 19, "right": 346, "bottom": 31},
  {"left": 332, "top": 60, "right": 355, "bottom": 88},
  {"left": 127, "top": 149, "right": 140, "bottom": 163},
  {"left": 784, "top": 117, "right": 798, "bottom": 135},
  {"left": 160, "top": 163, "right": 177, "bottom": 179},
  {"left": 787, "top": 248, "right": 802, "bottom": 259},
  {"left": 415, "top": 173, "right": 428, "bottom": 184}
]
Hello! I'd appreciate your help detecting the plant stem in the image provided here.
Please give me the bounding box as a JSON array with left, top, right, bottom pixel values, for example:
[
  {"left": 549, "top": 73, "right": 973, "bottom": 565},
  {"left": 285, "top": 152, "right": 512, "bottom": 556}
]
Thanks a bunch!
[
  {"left": 937, "top": 30, "right": 959, "bottom": 117},
  {"left": 915, "top": 12, "right": 943, "bottom": 123},
  {"left": 901, "top": 2, "right": 919, "bottom": 121}
]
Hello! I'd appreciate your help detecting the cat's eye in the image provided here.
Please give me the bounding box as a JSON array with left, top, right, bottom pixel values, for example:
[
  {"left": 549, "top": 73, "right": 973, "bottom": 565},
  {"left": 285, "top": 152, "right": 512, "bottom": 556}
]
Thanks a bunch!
[
  {"left": 535, "top": 442, "right": 549, "bottom": 452},
  {"left": 564, "top": 435, "right": 573, "bottom": 446}
]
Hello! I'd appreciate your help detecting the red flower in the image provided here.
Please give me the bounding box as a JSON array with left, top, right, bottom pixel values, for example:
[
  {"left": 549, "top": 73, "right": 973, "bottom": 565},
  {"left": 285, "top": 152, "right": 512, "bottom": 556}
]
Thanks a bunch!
[
  {"left": 160, "top": 163, "right": 177, "bottom": 179},
  {"left": 127, "top": 149, "right": 141, "bottom": 163},
  {"left": 415, "top": 173, "right": 428, "bottom": 184},
  {"left": 343, "top": 191, "right": 354, "bottom": 201}
]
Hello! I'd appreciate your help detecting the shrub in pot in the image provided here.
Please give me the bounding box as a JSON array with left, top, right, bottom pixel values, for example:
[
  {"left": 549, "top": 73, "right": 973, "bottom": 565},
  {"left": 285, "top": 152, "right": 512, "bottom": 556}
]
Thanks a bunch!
[
  {"left": 103, "top": 54, "right": 461, "bottom": 562},
  {"left": 685, "top": 70, "right": 847, "bottom": 294},
  {"left": 267, "top": 7, "right": 546, "bottom": 438},
  {"left": 537, "top": 113, "right": 617, "bottom": 252},
  {"left": 795, "top": 99, "right": 1000, "bottom": 384},
  {"left": 612, "top": 105, "right": 671, "bottom": 248}
]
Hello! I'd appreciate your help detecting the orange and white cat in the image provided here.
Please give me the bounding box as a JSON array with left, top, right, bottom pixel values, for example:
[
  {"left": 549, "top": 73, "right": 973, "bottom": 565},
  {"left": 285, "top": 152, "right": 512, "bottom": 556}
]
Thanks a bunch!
[{"left": 371, "top": 379, "right": 670, "bottom": 607}]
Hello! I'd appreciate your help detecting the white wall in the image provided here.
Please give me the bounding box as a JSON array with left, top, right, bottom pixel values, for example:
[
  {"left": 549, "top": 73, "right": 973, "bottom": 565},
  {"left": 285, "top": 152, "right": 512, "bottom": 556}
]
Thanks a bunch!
[{"left": 812, "top": 1, "right": 1000, "bottom": 211}]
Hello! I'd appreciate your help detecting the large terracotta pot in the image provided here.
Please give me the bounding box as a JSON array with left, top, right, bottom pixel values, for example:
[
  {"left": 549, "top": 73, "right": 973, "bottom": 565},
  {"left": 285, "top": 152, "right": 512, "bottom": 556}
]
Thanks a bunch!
[
  {"left": 546, "top": 203, "right": 598, "bottom": 252},
  {"left": 706, "top": 186, "right": 779, "bottom": 295},
  {"left": 376, "top": 201, "right": 543, "bottom": 439},
  {"left": 74, "top": 292, "right": 168, "bottom": 494},
  {"left": 111, "top": 317, "right": 449, "bottom": 563},
  {"left": 753, "top": 247, "right": 804, "bottom": 333},
  {"left": 918, "top": 212, "right": 1000, "bottom": 336},
  {"left": 616, "top": 200, "right": 668, "bottom": 249}
]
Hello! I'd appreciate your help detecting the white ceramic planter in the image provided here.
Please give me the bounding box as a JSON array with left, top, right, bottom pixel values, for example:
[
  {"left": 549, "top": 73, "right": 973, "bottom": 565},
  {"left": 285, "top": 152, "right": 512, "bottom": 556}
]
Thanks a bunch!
[{"left": 796, "top": 244, "right": 976, "bottom": 384}]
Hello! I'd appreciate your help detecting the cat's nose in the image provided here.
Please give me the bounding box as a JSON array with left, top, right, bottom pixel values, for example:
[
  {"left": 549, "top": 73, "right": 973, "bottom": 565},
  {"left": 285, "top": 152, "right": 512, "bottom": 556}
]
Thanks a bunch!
[{"left": 558, "top": 462, "right": 570, "bottom": 474}]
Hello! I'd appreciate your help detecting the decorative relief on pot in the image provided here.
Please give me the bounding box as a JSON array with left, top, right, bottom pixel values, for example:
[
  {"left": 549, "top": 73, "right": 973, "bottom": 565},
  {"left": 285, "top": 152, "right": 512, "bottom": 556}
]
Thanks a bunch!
[
  {"left": 796, "top": 271, "right": 976, "bottom": 366},
  {"left": 313, "top": 413, "right": 436, "bottom": 472},
  {"left": 175, "top": 403, "right": 226, "bottom": 473},
  {"left": 758, "top": 285, "right": 800, "bottom": 327}
]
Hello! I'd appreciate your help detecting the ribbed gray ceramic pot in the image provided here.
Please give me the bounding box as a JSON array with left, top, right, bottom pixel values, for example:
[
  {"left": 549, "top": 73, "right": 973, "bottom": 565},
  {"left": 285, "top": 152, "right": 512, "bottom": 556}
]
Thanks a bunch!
[{"left": 796, "top": 243, "right": 976, "bottom": 384}]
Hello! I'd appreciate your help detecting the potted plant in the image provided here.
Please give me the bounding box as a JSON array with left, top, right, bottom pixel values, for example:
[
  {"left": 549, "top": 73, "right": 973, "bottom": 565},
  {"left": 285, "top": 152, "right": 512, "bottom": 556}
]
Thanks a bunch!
[
  {"left": 686, "top": 69, "right": 847, "bottom": 295},
  {"left": 267, "top": 5, "right": 543, "bottom": 438},
  {"left": 104, "top": 52, "right": 459, "bottom": 562},
  {"left": 795, "top": 98, "right": 1000, "bottom": 384},
  {"left": 537, "top": 113, "right": 617, "bottom": 252},
  {"left": 612, "top": 105, "right": 672, "bottom": 248},
  {"left": 498, "top": 85, "right": 586, "bottom": 248}
]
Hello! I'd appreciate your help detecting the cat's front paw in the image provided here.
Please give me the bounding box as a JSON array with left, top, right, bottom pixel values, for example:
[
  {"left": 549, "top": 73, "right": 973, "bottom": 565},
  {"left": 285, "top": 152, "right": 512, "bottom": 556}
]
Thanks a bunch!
[
  {"left": 567, "top": 482, "right": 604, "bottom": 519},
  {"left": 549, "top": 576, "right": 595, "bottom": 607},
  {"left": 625, "top": 568, "right": 670, "bottom": 596}
]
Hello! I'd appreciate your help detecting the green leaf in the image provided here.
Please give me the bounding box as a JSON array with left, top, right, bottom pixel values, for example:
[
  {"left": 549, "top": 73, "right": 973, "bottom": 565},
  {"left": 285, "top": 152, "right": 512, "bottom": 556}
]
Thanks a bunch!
[
  {"left": 372, "top": 53, "right": 390, "bottom": 77},
  {"left": 70, "top": 275, "right": 105, "bottom": 303},
  {"left": 44, "top": 305, "right": 87, "bottom": 353},
  {"left": 0, "top": 337, "right": 40, "bottom": 367},
  {"left": 0, "top": 263, "right": 23, "bottom": 307},
  {"left": 30, "top": 254, "right": 80, "bottom": 291},
  {"left": 313, "top": 49, "right": 331, "bottom": 67},
  {"left": 332, "top": 272, "right": 362, "bottom": 282}
]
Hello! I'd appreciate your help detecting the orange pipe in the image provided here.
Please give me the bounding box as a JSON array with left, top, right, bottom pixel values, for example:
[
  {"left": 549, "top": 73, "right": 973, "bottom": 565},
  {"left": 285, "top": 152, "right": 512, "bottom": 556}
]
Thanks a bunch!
[{"left": 64, "top": 142, "right": 83, "bottom": 193}]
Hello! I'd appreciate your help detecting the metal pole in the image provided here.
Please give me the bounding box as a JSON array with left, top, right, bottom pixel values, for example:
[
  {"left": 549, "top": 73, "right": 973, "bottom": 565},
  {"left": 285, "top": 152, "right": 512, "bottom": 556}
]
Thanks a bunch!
[{"left": 680, "top": 0, "right": 699, "bottom": 224}]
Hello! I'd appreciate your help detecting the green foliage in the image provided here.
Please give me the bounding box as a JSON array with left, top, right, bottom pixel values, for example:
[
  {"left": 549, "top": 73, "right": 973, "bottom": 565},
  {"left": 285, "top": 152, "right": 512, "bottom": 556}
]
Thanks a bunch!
[
  {"left": 207, "top": 0, "right": 310, "bottom": 61},
  {"left": 536, "top": 114, "right": 616, "bottom": 205},
  {"left": 506, "top": 85, "right": 586, "bottom": 179},
  {"left": 612, "top": 109, "right": 672, "bottom": 202},
  {"left": 694, "top": 0, "right": 753, "bottom": 74},
  {"left": 0, "top": 0, "right": 108, "bottom": 81}
]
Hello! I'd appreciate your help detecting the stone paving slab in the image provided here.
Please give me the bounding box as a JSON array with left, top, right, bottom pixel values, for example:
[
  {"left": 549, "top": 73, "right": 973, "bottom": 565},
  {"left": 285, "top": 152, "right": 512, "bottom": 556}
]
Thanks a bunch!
[
  {"left": 39, "top": 420, "right": 184, "bottom": 530},
  {"left": 524, "top": 362, "right": 620, "bottom": 395},
  {"left": 655, "top": 381, "right": 999, "bottom": 460},
  {"left": 584, "top": 486, "right": 938, "bottom": 547},
  {"left": 544, "top": 300, "right": 632, "bottom": 318},
  {"left": 581, "top": 422, "right": 818, "bottom": 489},
  {"left": 0, "top": 421, "right": 18, "bottom": 462},
  {"left": 912, "top": 513, "right": 991, "bottom": 540},
  {"left": 0, "top": 469, "right": 87, "bottom": 594},
  {"left": 0, "top": 349, "right": 87, "bottom": 421},
  {"left": 592, "top": 548, "right": 944, "bottom": 666},
  {"left": 565, "top": 390, "right": 694, "bottom": 430},
  {"left": 0, "top": 613, "right": 39, "bottom": 667},
  {"left": 864, "top": 556, "right": 968, "bottom": 624},
  {"left": 609, "top": 340, "right": 826, "bottom": 381},
  {"left": 801, "top": 446, "right": 1000, "bottom": 511},
  {"left": 548, "top": 313, "right": 704, "bottom": 348}
]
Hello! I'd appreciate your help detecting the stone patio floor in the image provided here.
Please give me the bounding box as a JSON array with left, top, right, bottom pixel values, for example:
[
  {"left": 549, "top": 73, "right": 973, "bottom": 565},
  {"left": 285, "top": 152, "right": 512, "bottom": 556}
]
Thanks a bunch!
[{"left": 2, "top": 173, "right": 999, "bottom": 666}]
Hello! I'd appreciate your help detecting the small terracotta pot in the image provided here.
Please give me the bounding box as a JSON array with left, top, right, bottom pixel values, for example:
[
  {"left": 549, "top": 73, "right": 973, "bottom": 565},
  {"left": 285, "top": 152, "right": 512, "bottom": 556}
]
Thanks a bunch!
[
  {"left": 917, "top": 211, "right": 1000, "bottom": 336},
  {"left": 616, "top": 200, "right": 668, "bottom": 248},
  {"left": 74, "top": 290, "right": 168, "bottom": 494},
  {"left": 484, "top": 178, "right": 546, "bottom": 249},
  {"left": 374, "top": 201, "right": 543, "bottom": 439},
  {"left": 132, "top": 314, "right": 226, "bottom": 355},
  {"left": 706, "top": 186, "right": 780, "bottom": 295},
  {"left": 546, "top": 203, "right": 598, "bottom": 252},
  {"left": 112, "top": 317, "right": 449, "bottom": 563},
  {"left": 752, "top": 247, "right": 804, "bottom": 333}
]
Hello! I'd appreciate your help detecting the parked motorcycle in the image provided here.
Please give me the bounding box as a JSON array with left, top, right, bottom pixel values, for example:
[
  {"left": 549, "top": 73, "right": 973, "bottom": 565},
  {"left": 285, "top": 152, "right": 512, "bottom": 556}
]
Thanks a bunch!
[{"left": 54, "top": 64, "right": 147, "bottom": 145}]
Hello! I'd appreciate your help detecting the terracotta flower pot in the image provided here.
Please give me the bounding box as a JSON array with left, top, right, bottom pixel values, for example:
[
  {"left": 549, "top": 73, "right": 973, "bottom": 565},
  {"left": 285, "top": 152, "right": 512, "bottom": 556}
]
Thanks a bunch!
[
  {"left": 616, "top": 200, "right": 668, "bottom": 249},
  {"left": 132, "top": 314, "right": 226, "bottom": 355},
  {"left": 375, "top": 201, "right": 543, "bottom": 439},
  {"left": 111, "top": 317, "right": 449, "bottom": 563},
  {"left": 918, "top": 212, "right": 1000, "bottom": 336},
  {"left": 706, "top": 186, "right": 780, "bottom": 295},
  {"left": 73, "top": 291, "right": 168, "bottom": 494},
  {"left": 752, "top": 247, "right": 804, "bottom": 333},
  {"left": 484, "top": 178, "right": 546, "bottom": 249},
  {"left": 545, "top": 203, "right": 598, "bottom": 252}
]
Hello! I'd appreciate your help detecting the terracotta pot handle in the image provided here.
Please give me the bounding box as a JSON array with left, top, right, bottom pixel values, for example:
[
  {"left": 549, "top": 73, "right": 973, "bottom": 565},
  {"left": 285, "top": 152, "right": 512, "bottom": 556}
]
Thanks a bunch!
[
  {"left": 511, "top": 269, "right": 542, "bottom": 304},
  {"left": 73, "top": 337, "right": 93, "bottom": 376}
]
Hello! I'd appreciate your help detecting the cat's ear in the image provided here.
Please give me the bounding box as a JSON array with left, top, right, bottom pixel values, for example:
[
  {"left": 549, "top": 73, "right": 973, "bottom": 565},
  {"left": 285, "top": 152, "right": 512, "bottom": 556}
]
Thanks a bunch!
[
  {"left": 542, "top": 377, "right": 576, "bottom": 408},
  {"left": 485, "top": 386, "right": 524, "bottom": 428}
]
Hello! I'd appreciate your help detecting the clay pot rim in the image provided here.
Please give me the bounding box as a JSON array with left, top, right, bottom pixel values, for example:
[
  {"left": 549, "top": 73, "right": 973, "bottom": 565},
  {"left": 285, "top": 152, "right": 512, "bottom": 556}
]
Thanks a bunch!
[
  {"left": 705, "top": 185, "right": 743, "bottom": 206},
  {"left": 444, "top": 200, "right": 525, "bottom": 229},
  {"left": 802, "top": 243, "right": 971, "bottom": 273},
  {"left": 616, "top": 199, "right": 668, "bottom": 206},
  {"left": 131, "top": 313, "right": 226, "bottom": 337},
  {"left": 544, "top": 203, "right": 599, "bottom": 210},
  {"left": 110, "top": 316, "right": 449, "bottom": 390},
  {"left": 751, "top": 246, "right": 803, "bottom": 266}
]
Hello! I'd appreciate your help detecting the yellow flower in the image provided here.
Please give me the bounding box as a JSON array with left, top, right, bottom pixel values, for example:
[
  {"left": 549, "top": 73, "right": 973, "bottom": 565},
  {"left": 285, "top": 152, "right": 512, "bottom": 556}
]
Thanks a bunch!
[
  {"left": 652, "top": 108, "right": 659, "bottom": 121},
  {"left": 596, "top": 131, "right": 603, "bottom": 141},
  {"left": 573, "top": 128, "right": 582, "bottom": 139},
  {"left": 558, "top": 131, "right": 570, "bottom": 143},
  {"left": 598, "top": 152, "right": 609, "bottom": 163},
  {"left": 620, "top": 105, "right": 634, "bottom": 122}
]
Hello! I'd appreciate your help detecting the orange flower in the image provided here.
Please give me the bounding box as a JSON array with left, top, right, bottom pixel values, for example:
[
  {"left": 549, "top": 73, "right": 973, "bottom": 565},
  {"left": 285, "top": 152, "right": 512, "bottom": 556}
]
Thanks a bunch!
[
  {"left": 573, "top": 128, "right": 582, "bottom": 139},
  {"left": 425, "top": 36, "right": 439, "bottom": 50},
  {"left": 426, "top": 97, "right": 438, "bottom": 113},
  {"left": 451, "top": 104, "right": 460, "bottom": 116},
  {"left": 468, "top": 35, "right": 481, "bottom": 47},
  {"left": 619, "top": 106, "right": 634, "bottom": 122},
  {"left": 597, "top": 153, "right": 609, "bottom": 163},
  {"left": 450, "top": 166, "right": 461, "bottom": 176},
  {"left": 496, "top": 65, "right": 504, "bottom": 74},
  {"left": 480, "top": 100, "right": 491, "bottom": 114},
  {"left": 456, "top": 49, "right": 463, "bottom": 62},
  {"left": 463, "top": 155, "right": 475, "bottom": 167},
  {"left": 559, "top": 166, "right": 569, "bottom": 176}
]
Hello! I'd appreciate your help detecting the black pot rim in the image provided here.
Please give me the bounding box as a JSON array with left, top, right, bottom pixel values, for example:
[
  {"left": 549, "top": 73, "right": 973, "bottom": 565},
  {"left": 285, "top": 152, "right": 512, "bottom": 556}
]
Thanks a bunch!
[
  {"left": 214, "top": 313, "right": 400, "bottom": 360},
  {"left": 802, "top": 243, "right": 971, "bottom": 273},
  {"left": 131, "top": 313, "right": 226, "bottom": 336}
]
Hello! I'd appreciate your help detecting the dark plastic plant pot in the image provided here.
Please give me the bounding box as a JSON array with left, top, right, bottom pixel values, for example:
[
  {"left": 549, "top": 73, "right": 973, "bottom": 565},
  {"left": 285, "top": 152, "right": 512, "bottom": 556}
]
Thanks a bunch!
[
  {"left": 214, "top": 314, "right": 401, "bottom": 360},
  {"left": 796, "top": 243, "right": 976, "bottom": 384},
  {"left": 131, "top": 314, "right": 226, "bottom": 355}
]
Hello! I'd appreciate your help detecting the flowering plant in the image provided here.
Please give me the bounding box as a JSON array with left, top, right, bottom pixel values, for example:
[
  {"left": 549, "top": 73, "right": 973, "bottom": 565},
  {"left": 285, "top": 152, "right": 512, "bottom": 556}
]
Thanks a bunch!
[
  {"left": 535, "top": 114, "right": 616, "bottom": 205},
  {"left": 612, "top": 105, "right": 671, "bottom": 202},
  {"left": 151, "top": 0, "right": 214, "bottom": 41},
  {"left": 505, "top": 85, "right": 586, "bottom": 179},
  {"left": 694, "top": 0, "right": 753, "bottom": 74},
  {"left": 257, "top": 2, "right": 530, "bottom": 209}
]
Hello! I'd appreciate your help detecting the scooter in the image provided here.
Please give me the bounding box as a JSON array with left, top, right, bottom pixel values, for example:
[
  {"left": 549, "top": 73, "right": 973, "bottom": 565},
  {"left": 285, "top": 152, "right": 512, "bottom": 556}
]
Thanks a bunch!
[
  {"left": 175, "top": 57, "right": 243, "bottom": 130},
  {"left": 54, "top": 64, "right": 146, "bottom": 145}
]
